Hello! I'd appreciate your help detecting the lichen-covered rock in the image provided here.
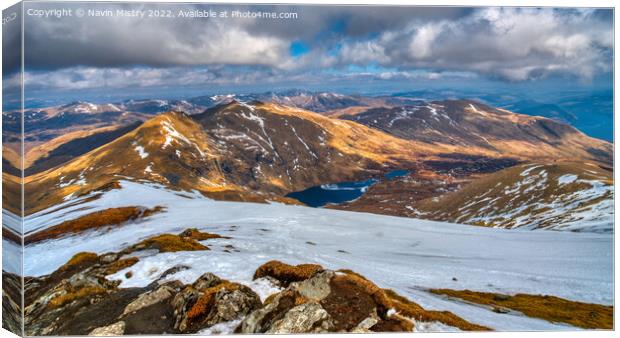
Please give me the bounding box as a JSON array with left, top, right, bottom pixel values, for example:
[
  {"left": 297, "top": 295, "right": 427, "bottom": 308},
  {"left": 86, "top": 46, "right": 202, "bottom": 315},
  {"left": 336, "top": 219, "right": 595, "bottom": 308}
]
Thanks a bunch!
[
  {"left": 122, "top": 284, "right": 177, "bottom": 316},
  {"left": 88, "top": 321, "right": 125, "bottom": 336},
  {"left": 267, "top": 302, "right": 333, "bottom": 333},
  {"left": 239, "top": 288, "right": 306, "bottom": 333},
  {"left": 22, "top": 247, "right": 485, "bottom": 336},
  {"left": 241, "top": 265, "right": 414, "bottom": 334},
  {"left": 172, "top": 273, "right": 261, "bottom": 333}
]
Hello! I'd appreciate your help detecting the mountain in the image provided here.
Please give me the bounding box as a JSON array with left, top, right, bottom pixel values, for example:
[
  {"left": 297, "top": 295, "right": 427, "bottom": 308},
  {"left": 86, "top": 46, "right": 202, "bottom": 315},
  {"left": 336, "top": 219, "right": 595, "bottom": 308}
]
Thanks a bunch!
[
  {"left": 13, "top": 98, "right": 614, "bottom": 217},
  {"left": 21, "top": 110, "right": 254, "bottom": 214},
  {"left": 331, "top": 161, "right": 613, "bottom": 233},
  {"left": 413, "top": 162, "right": 613, "bottom": 232},
  {"left": 21, "top": 101, "right": 440, "bottom": 214},
  {"left": 188, "top": 90, "right": 421, "bottom": 115},
  {"left": 24, "top": 123, "right": 142, "bottom": 176},
  {"left": 339, "top": 99, "right": 612, "bottom": 166},
  {"left": 497, "top": 100, "right": 577, "bottom": 124},
  {"left": 19, "top": 178, "right": 613, "bottom": 333},
  {"left": 3, "top": 100, "right": 206, "bottom": 176},
  {"left": 192, "top": 101, "right": 429, "bottom": 193},
  {"left": 2, "top": 102, "right": 151, "bottom": 171},
  {"left": 120, "top": 99, "right": 205, "bottom": 115}
]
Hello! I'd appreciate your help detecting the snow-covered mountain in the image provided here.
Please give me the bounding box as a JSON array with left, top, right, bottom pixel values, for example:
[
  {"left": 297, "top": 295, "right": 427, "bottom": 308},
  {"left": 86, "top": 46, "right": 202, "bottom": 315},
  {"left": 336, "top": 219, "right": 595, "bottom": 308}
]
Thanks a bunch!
[
  {"left": 414, "top": 162, "right": 613, "bottom": 232},
  {"left": 20, "top": 180, "right": 613, "bottom": 332},
  {"left": 339, "top": 99, "right": 612, "bottom": 166}
]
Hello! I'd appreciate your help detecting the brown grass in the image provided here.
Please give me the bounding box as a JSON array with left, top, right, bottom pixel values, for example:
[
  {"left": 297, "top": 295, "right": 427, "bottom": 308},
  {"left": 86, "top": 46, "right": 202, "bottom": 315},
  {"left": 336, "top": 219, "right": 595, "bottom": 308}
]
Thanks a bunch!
[
  {"left": 431, "top": 289, "right": 613, "bottom": 329},
  {"left": 25, "top": 206, "right": 165, "bottom": 245},
  {"left": 103, "top": 257, "right": 139, "bottom": 275},
  {"left": 179, "top": 228, "right": 230, "bottom": 240},
  {"left": 77, "top": 181, "right": 122, "bottom": 197},
  {"left": 48, "top": 286, "right": 107, "bottom": 308},
  {"left": 335, "top": 269, "right": 489, "bottom": 331},
  {"left": 130, "top": 234, "right": 209, "bottom": 253},
  {"left": 55, "top": 252, "right": 99, "bottom": 274},
  {"left": 253, "top": 260, "right": 324, "bottom": 286},
  {"left": 384, "top": 289, "right": 491, "bottom": 331}
]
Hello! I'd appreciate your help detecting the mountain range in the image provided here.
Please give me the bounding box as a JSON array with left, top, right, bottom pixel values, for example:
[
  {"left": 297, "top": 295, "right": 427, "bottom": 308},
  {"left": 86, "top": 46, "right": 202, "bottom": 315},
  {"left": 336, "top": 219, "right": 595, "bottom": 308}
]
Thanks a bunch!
[{"left": 2, "top": 94, "right": 613, "bottom": 233}]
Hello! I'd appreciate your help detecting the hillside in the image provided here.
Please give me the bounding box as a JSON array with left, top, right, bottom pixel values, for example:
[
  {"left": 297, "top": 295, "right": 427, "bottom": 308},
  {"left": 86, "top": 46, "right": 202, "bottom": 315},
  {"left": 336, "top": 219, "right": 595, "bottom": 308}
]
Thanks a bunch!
[
  {"left": 333, "top": 162, "right": 613, "bottom": 233},
  {"left": 411, "top": 162, "right": 613, "bottom": 232},
  {"left": 21, "top": 180, "right": 613, "bottom": 333},
  {"left": 11, "top": 99, "right": 615, "bottom": 219},
  {"left": 340, "top": 100, "right": 612, "bottom": 165},
  {"left": 21, "top": 111, "right": 265, "bottom": 214},
  {"left": 21, "top": 100, "right": 460, "bottom": 214}
]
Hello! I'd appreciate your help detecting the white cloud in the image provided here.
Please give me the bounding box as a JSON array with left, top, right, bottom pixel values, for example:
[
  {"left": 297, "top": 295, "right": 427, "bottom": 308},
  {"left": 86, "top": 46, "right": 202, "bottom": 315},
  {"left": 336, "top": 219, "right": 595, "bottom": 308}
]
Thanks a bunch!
[{"left": 335, "top": 8, "right": 612, "bottom": 81}]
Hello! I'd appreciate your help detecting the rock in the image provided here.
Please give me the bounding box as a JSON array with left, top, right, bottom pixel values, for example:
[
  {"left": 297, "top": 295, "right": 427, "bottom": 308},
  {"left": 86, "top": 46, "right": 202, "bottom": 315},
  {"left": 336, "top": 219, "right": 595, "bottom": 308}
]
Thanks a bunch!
[
  {"left": 88, "top": 321, "right": 125, "bottom": 336},
  {"left": 172, "top": 275, "right": 261, "bottom": 333},
  {"left": 209, "top": 288, "right": 261, "bottom": 323},
  {"left": 351, "top": 313, "right": 380, "bottom": 333},
  {"left": 192, "top": 272, "right": 222, "bottom": 290},
  {"left": 493, "top": 306, "right": 510, "bottom": 314},
  {"left": 291, "top": 271, "right": 334, "bottom": 301},
  {"left": 267, "top": 302, "right": 333, "bottom": 333},
  {"left": 179, "top": 228, "right": 230, "bottom": 240},
  {"left": 242, "top": 265, "right": 413, "bottom": 334},
  {"left": 240, "top": 289, "right": 304, "bottom": 333},
  {"left": 99, "top": 253, "right": 119, "bottom": 264},
  {"left": 122, "top": 285, "right": 176, "bottom": 316}
]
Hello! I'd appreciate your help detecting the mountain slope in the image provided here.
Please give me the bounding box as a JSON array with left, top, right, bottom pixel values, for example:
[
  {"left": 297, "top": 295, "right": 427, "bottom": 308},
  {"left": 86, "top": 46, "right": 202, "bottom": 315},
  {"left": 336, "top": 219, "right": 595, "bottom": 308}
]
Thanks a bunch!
[
  {"left": 21, "top": 102, "right": 432, "bottom": 214},
  {"left": 23, "top": 179, "right": 613, "bottom": 332},
  {"left": 22, "top": 111, "right": 251, "bottom": 214},
  {"left": 340, "top": 100, "right": 612, "bottom": 165},
  {"left": 193, "top": 101, "right": 427, "bottom": 193},
  {"left": 409, "top": 162, "right": 613, "bottom": 232}
]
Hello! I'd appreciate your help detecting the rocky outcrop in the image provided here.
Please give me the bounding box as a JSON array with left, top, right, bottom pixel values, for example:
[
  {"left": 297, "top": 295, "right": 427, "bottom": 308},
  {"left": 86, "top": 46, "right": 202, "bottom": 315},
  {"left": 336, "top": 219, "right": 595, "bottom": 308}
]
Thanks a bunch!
[
  {"left": 240, "top": 265, "right": 414, "bottom": 334},
  {"left": 2, "top": 271, "right": 22, "bottom": 335},
  {"left": 22, "top": 232, "right": 489, "bottom": 335},
  {"left": 171, "top": 273, "right": 261, "bottom": 333}
]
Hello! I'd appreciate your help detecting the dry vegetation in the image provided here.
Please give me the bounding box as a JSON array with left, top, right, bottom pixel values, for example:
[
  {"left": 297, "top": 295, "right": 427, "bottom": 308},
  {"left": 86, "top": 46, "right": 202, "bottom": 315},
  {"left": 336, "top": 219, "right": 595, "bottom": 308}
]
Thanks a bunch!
[
  {"left": 431, "top": 289, "right": 613, "bottom": 329},
  {"left": 253, "top": 260, "right": 324, "bottom": 286},
  {"left": 48, "top": 286, "right": 107, "bottom": 309},
  {"left": 179, "top": 228, "right": 230, "bottom": 240},
  {"left": 335, "top": 269, "right": 490, "bottom": 331},
  {"left": 55, "top": 252, "right": 99, "bottom": 274},
  {"left": 103, "top": 257, "right": 139, "bottom": 275},
  {"left": 382, "top": 289, "right": 491, "bottom": 331},
  {"left": 128, "top": 234, "right": 209, "bottom": 253},
  {"left": 186, "top": 281, "right": 242, "bottom": 322},
  {"left": 25, "top": 206, "right": 164, "bottom": 245}
]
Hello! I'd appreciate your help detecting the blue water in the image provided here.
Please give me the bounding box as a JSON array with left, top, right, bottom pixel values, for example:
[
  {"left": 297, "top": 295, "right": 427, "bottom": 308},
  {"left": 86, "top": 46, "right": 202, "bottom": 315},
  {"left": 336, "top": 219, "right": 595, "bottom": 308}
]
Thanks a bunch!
[
  {"left": 384, "top": 169, "right": 409, "bottom": 180},
  {"left": 286, "top": 170, "right": 409, "bottom": 207}
]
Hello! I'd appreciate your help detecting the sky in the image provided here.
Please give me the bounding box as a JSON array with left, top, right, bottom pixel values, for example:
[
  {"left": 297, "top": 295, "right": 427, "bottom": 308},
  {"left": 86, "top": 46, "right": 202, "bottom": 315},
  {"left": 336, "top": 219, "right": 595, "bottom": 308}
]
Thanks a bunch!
[{"left": 2, "top": 3, "right": 614, "bottom": 101}]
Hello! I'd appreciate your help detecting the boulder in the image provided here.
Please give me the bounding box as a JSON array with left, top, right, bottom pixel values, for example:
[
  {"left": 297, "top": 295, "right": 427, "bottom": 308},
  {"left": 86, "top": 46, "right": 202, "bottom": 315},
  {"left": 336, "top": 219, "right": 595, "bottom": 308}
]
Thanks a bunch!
[
  {"left": 241, "top": 265, "right": 413, "bottom": 334},
  {"left": 172, "top": 273, "right": 261, "bottom": 333},
  {"left": 266, "top": 302, "right": 333, "bottom": 333},
  {"left": 88, "top": 321, "right": 125, "bottom": 336}
]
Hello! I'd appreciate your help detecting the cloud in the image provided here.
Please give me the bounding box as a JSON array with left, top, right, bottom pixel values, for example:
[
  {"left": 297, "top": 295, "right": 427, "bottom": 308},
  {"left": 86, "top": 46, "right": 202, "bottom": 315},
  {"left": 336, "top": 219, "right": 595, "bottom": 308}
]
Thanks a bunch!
[
  {"left": 15, "top": 3, "right": 613, "bottom": 88},
  {"left": 23, "top": 3, "right": 293, "bottom": 71},
  {"left": 334, "top": 8, "right": 613, "bottom": 81}
]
